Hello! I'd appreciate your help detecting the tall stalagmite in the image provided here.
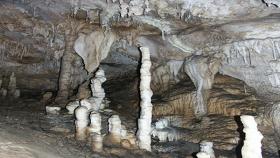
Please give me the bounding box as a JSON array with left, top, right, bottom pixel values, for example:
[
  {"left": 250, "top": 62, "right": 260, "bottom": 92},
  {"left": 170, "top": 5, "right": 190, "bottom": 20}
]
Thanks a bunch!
[
  {"left": 241, "top": 115, "right": 263, "bottom": 158},
  {"left": 137, "top": 47, "right": 153, "bottom": 151}
]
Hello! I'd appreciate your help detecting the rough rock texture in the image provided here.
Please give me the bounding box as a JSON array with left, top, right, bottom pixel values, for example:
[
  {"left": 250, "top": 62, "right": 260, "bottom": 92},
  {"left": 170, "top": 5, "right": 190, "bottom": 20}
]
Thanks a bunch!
[
  {"left": 1, "top": 0, "right": 280, "bottom": 157},
  {"left": 74, "top": 30, "right": 116, "bottom": 73}
]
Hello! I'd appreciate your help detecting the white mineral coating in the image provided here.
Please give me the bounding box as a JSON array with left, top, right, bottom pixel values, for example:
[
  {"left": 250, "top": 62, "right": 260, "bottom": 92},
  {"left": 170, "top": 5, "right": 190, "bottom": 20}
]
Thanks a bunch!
[
  {"left": 75, "top": 106, "right": 89, "bottom": 141},
  {"left": 184, "top": 55, "right": 221, "bottom": 118},
  {"left": 74, "top": 30, "right": 116, "bottom": 73},
  {"left": 45, "top": 106, "right": 61, "bottom": 115},
  {"left": 108, "top": 115, "right": 122, "bottom": 143},
  {"left": 80, "top": 98, "right": 92, "bottom": 110},
  {"left": 263, "top": 0, "right": 280, "bottom": 7},
  {"left": 200, "top": 141, "right": 215, "bottom": 158},
  {"left": 137, "top": 47, "right": 153, "bottom": 151},
  {"left": 197, "top": 152, "right": 211, "bottom": 158},
  {"left": 155, "top": 119, "right": 169, "bottom": 129},
  {"left": 128, "top": 0, "right": 144, "bottom": 16},
  {"left": 66, "top": 100, "right": 80, "bottom": 114},
  {"left": 119, "top": 0, "right": 129, "bottom": 18},
  {"left": 241, "top": 115, "right": 263, "bottom": 158},
  {"left": 151, "top": 119, "right": 180, "bottom": 142},
  {"left": 88, "top": 112, "right": 103, "bottom": 152},
  {"left": 180, "top": 0, "right": 269, "bottom": 21}
]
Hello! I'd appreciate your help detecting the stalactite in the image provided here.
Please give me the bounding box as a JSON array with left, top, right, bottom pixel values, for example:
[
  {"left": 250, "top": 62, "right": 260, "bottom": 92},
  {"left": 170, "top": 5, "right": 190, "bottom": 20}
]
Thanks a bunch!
[
  {"left": 137, "top": 47, "right": 153, "bottom": 151},
  {"left": 184, "top": 55, "right": 221, "bottom": 118},
  {"left": 74, "top": 29, "right": 116, "bottom": 73}
]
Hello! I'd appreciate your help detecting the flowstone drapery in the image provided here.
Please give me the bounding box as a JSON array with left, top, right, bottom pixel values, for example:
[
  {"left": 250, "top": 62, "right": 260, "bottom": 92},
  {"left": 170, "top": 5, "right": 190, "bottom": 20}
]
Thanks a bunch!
[
  {"left": 184, "top": 55, "right": 221, "bottom": 118},
  {"left": 74, "top": 30, "right": 116, "bottom": 73}
]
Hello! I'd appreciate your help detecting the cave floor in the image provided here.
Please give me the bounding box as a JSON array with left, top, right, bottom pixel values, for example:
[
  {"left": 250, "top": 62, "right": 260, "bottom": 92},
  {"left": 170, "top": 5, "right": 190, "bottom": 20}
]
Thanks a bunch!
[
  {"left": 0, "top": 74, "right": 279, "bottom": 158},
  {"left": 0, "top": 98, "right": 201, "bottom": 158}
]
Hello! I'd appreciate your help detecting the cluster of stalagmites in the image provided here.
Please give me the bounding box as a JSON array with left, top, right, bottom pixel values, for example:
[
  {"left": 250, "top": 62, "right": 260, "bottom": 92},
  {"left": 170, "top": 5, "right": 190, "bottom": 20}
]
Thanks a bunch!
[
  {"left": 0, "top": 72, "right": 20, "bottom": 98},
  {"left": 74, "top": 107, "right": 136, "bottom": 152},
  {"left": 65, "top": 68, "right": 135, "bottom": 151},
  {"left": 46, "top": 68, "right": 110, "bottom": 115},
  {"left": 71, "top": 47, "right": 154, "bottom": 152},
  {"left": 66, "top": 68, "right": 109, "bottom": 114},
  {"left": 51, "top": 46, "right": 265, "bottom": 156}
]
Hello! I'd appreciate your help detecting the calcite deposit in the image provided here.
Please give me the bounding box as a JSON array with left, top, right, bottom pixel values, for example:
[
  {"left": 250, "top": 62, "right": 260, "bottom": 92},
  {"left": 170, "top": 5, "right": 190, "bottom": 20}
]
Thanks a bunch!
[{"left": 1, "top": 0, "right": 280, "bottom": 157}]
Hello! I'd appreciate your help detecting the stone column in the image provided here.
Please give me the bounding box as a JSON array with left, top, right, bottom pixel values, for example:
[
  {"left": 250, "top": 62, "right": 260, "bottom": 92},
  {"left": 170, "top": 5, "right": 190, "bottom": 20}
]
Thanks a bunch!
[
  {"left": 241, "top": 115, "right": 263, "bottom": 158},
  {"left": 75, "top": 106, "right": 89, "bottom": 141},
  {"left": 136, "top": 47, "right": 153, "bottom": 151},
  {"left": 88, "top": 112, "right": 103, "bottom": 152}
]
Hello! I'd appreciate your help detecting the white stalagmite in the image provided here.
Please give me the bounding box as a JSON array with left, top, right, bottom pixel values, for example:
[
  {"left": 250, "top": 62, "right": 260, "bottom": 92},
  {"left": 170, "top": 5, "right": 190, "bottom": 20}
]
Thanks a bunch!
[
  {"left": 90, "top": 68, "right": 107, "bottom": 110},
  {"left": 66, "top": 100, "right": 80, "bottom": 114},
  {"left": 45, "top": 106, "right": 61, "bottom": 115},
  {"left": 241, "top": 115, "right": 263, "bottom": 158},
  {"left": 75, "top": 106, "right": 89, "bottom": 141},
  {"left": 88, "top": 112, "right": 103, "bottom": 152},
  {"left": 80, "top": 98, "right": 94, "bottom": 110},
  {"left": 108, "top": 115, "right": 122, "bottom": 144},
  {"left": 137, "top": 47, "right": 153, "bottom": 151},
  {"left": 197, "top": 152, "right": 211, "bottom": 158},
  {"left": 200, "top": 141, "right": 215, "bottom": 158}
]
